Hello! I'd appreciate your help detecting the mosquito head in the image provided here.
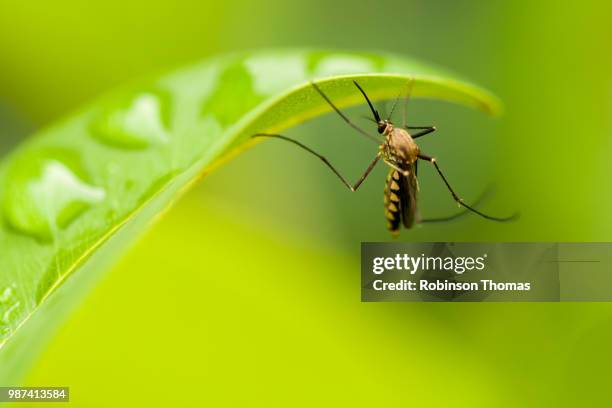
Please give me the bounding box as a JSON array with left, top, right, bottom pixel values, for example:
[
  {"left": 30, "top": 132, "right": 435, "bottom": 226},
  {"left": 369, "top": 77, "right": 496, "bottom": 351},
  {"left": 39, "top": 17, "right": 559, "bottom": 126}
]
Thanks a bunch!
[{"left": 377, "top": 120, "right": 390, "bottom": 134}]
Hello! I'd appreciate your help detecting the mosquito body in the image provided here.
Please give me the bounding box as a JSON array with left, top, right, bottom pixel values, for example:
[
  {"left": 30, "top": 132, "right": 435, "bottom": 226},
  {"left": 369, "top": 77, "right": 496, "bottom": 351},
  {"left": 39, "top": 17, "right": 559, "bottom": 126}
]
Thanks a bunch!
[
  {"left": 254, "top": 80, "right": 515, "bottom": 236},
  {"left": 380, "top": 122, "right": 420, "bottom": 235}
]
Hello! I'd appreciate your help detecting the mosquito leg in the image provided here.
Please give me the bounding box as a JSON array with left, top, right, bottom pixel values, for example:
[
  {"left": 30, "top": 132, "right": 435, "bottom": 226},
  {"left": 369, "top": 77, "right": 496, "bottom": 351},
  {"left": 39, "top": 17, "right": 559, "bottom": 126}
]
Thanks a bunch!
[
  {"left": 380, "top": 100, "right": 389, "bottom": 121},
  {"left": 421, "top": 209, "right": 471, "bottom": 223},
  {"left": 421, "top": 188, "right": 492, "bottom": 223},
  {"left": 414, "top": 160, "right": 420, "bottom": 191},
  {"left": 410, "top": 126, "right": 437, "bottom": 138},
  {"left": 402, "top": 97, "right": 406, "bottom": 128},
  {"left": 310, "top": 81, "right": 380, "bottom": 143},
  {"left": 383, "top": 160, "right": 410, "bottom": 177},
  {"left": 417, "top": 153, "right": 518, "bottom": 222},
  {"left": 402, "top": 79, "right": 414, "bottom": 127},
  {"left": 387, "top": 91, "right": 402, "bottom": 121},
  {"left": 253, "top": 133, "right": 380, "bottom": 191}
]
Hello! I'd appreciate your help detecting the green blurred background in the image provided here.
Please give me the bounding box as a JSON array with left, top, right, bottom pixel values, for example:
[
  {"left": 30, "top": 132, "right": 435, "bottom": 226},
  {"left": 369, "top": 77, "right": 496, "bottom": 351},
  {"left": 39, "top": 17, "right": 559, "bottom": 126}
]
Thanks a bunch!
[{"left": 1, "top": 0, "right": 611, "bottom": 406}]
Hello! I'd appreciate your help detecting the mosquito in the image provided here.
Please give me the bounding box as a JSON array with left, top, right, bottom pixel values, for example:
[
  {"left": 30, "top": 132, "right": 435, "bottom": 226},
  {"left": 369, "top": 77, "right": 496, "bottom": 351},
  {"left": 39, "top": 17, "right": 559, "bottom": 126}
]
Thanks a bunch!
[{"left": 253, "top": 80, "right": 516, "bottom": 236}]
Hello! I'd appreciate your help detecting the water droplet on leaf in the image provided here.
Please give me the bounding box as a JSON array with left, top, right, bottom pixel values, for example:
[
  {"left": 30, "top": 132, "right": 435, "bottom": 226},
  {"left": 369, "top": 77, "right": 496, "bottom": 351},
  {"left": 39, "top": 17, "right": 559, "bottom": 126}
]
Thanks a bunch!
[
  {"left": 92, "top": 92, "right": 170, "bottom": 149},
  {"left": 1, "top": 302, "right": 20, "bottom": 325},
  {"left": 3, "top": 150, "right": 105, "bottom": 240},
  {"left": 245, "top": 53, "right": 308, "bottom": 95},
  {"left": 0, "top": 284, "right": 20, "bottom": 337},
  {"left": 312, "top": 55, "right": 375, "bottom": 77},
  {"left": 0, "top": 286, "right": 13, "bottom": 304}
]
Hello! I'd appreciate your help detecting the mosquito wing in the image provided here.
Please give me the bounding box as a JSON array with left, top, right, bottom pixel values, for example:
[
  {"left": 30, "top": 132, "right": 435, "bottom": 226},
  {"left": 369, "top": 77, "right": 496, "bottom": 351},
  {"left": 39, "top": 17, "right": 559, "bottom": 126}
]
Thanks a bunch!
[{"left": 400, "top": 164, "right": 419, "bottom": 229}]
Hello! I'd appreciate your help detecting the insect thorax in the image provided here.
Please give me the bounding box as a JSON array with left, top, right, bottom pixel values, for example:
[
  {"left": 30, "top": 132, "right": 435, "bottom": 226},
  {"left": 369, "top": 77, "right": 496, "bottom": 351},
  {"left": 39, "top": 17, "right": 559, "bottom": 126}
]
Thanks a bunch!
[{"left": 382, "top": 126, "right": 420, "bottom": 166}]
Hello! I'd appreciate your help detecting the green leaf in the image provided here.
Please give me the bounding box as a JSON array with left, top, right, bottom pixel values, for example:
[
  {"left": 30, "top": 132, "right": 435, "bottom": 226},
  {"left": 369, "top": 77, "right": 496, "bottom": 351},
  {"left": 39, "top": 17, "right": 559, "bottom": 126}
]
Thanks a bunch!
[{"left": 0, "top": 49, "right": 501, "bottom": 383}]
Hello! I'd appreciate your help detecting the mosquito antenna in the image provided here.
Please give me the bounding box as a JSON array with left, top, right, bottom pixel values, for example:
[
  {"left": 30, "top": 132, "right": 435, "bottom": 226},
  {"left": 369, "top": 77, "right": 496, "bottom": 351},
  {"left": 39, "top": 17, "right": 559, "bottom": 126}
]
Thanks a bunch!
[
  {"left": 402, "top": 78, "right": 415, "bottom": 128},
  {"left": 352, "top": 81, "right": 381, "bottom": 122}
]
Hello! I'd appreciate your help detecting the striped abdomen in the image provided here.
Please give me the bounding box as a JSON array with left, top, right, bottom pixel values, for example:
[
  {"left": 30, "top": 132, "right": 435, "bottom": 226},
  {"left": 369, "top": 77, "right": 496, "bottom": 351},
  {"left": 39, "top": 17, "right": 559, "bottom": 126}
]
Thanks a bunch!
[{"left": 384, "top": 166, "right": 419, "bottom": 236}]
